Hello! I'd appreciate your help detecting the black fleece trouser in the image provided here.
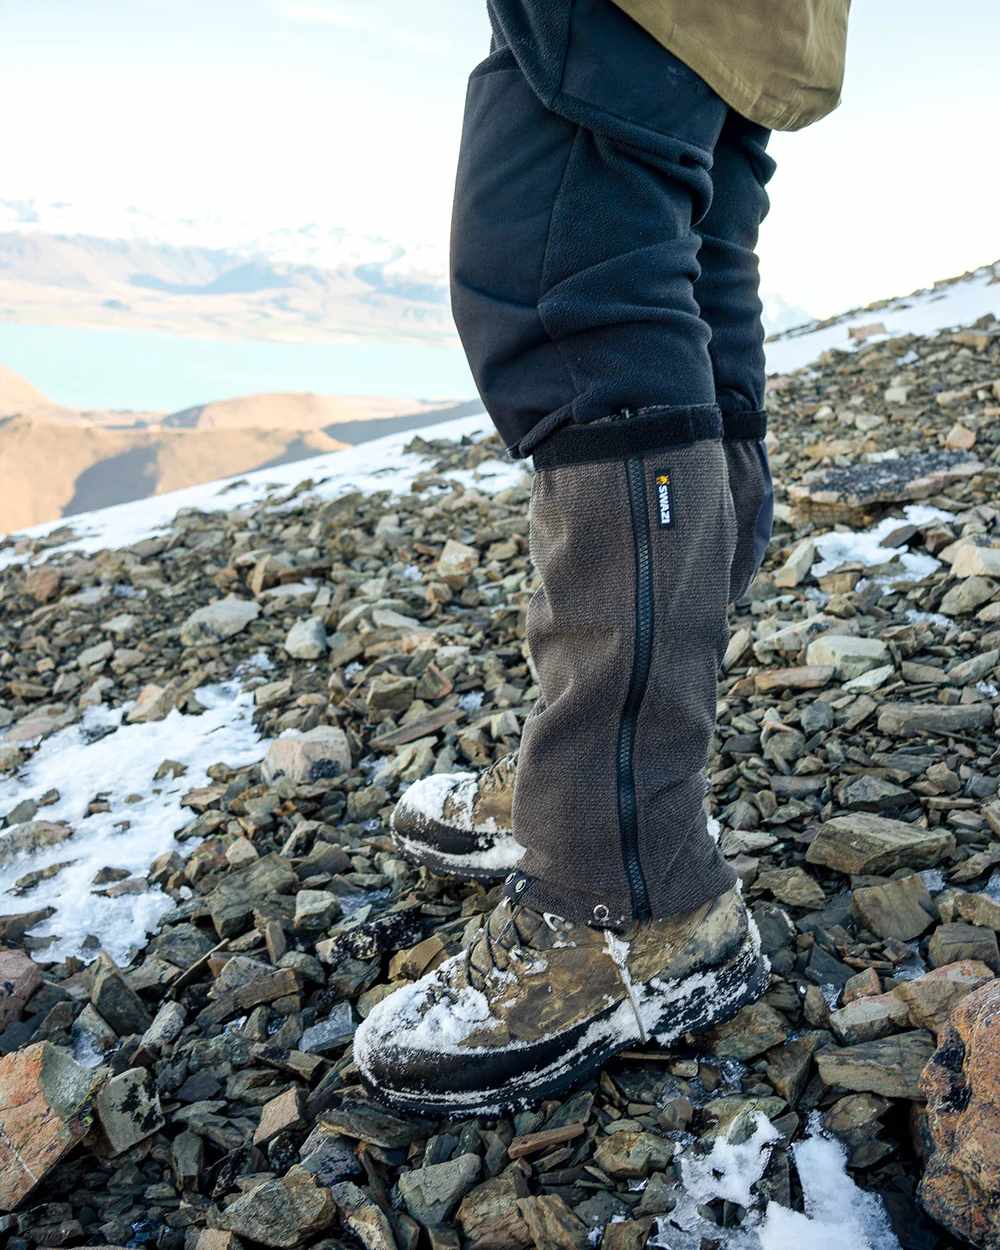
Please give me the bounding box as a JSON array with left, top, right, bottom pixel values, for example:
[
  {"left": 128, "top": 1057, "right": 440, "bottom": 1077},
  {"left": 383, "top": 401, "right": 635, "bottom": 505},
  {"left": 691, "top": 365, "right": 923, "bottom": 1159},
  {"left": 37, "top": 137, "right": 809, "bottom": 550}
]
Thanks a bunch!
[{"left": 450, "top": 0, "right": 777, "bottom": 926}]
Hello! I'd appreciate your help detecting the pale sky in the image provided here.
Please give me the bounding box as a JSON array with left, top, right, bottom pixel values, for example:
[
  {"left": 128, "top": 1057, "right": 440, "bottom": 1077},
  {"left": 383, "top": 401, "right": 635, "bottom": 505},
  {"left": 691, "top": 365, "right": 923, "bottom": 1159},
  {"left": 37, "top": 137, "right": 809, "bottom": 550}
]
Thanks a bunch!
[{"left": 1, "top": 0, "right": 997, "bottom": 318}]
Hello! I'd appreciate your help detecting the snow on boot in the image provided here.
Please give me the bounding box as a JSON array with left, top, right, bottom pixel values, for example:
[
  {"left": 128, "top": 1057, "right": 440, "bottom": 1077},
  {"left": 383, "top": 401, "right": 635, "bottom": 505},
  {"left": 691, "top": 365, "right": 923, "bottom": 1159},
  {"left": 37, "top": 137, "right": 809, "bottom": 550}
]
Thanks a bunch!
[
  {"left": 389, "top": 752, "right": 521, "bottom": 881},
  {"left": 354, "top": 882, "right": 768, "bottom": 1118}
]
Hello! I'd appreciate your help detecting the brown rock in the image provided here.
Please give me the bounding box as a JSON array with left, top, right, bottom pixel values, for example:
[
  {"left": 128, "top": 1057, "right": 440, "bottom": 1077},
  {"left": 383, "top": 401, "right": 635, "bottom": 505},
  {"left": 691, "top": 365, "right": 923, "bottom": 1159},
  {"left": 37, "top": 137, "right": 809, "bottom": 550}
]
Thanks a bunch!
[
  {"left": 516, "top": 1195, "right": 589, "bottom": 1250},
  {"left": 0, "top": 948, "right": 42, "bottom": 1028},
  {"left": 456, "top": 1172, "right": 532, "bottom": 1249},
  {"left": 894, "top": 961, "right": 995, "bottom": 1036},
  {"left": 816, "top": 1030, "right": 936, "bottom": 1099},
  {"left": 0, "top": 1042, "right": 95, "bottom": 1211},
  {"left": 254, "top": 1087, "right": 306, "bottom": 1147},
  {"left": 806, "top": 814, "right": 954, "bottom": 875},
  {"left": 853, "top": 873, "right": 935, "bottom": 941},
  {"left": 600, "top": 1220, "right": 656, "bottom": 1250},
  {"left": 920, "top": 979, "right": 1000, "bottom": 1248},
  {"left": 929, "top": 923, "right": 1000, "bottom": 973},
  {"left": 23, "top": 566, "right": 62, "bottom": 603},
  {"left": 756, "top": 866, "right": 826, "bottom": 909}
]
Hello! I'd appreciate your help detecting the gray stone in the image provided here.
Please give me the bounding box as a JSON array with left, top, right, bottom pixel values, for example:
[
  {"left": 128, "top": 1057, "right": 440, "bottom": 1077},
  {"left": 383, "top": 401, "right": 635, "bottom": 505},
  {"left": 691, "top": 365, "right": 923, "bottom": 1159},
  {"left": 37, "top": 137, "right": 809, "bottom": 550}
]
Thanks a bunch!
[
  {"left": 817, "top": 1030, "right": 937, "bottom": 1099},
  {"left": 877, "top": 702, "right": 993, "bottom": 737},
  {"left": 90, "top": 954, "right": 152, "bottom": 1036},
  {"left": 806, "top": 814, "right": 954, "bottom": 875},
  {"left": 298, "top": 1124, "right": 364, "bottom": 1184},
  {"left": 828, "top": 993, "right": 909, "bottom": 1045},
  {"left": 138, "top": 1001, "right": 187, "bottom": 1055},
  {"left": 928, "top": 923, "right": 1000, "bottom": 973},
  {"left": 94, "top": 1067, "right": 164, "bottom": 1155},
  {"left": 940, "top": 576, "right": 997, "bottom": 616},
  {"left": 399, "top": 1152, "right": 481, "bottom": 1226},
  {"left": 951, "top": 546, "right": 1000, "bottom": 578},
  {"left": 838, "top": 775, "right": 911, "bottom": 812},
  {"left": 180, "top": 595, "right": 260, "bottom": 646},
  {"left": 805, "top": 634, "right": 890, "bottom": 679},
  {"left": 593, "top": 1130, "right": 675, "bottom": 1178},
  {"left": 219, "top": 1166, "right": 337, "bottom": 1247},
  {"left": 300, "top": 1001, "right": 357, "bottom": 1054},
  {"left": 293, "top": 889, "right": 342, "bottom": 932},
  {"left": 284, "top": 618, "right": 328, "bottom": 660}
]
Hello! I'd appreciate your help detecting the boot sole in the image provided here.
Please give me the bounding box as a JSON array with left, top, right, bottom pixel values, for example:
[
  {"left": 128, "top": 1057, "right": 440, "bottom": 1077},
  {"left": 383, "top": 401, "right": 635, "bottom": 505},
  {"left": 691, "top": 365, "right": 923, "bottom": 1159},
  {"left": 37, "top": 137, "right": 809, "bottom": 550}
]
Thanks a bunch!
[{"left": 358, "top": 928, "right": 769, "bottom": 1120}]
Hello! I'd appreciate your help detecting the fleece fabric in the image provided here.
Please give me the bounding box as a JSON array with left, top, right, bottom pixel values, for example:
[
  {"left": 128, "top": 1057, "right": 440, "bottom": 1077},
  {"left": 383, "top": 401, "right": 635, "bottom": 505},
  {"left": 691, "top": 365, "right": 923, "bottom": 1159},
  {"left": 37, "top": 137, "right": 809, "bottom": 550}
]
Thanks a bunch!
[
  {"left": 451, "top": 4, "right": 776, "bottom": 460},
  {"left": 511, "top": 438, "right": 740, "bottom": 926}
]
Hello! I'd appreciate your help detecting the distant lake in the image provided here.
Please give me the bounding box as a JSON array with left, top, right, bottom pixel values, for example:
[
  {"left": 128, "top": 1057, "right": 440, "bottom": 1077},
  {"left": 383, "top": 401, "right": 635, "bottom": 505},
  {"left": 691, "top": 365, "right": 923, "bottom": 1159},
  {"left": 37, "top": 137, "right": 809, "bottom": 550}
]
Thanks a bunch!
[{"left": 0, "top": 322, "right": 476, "bottom": 412}]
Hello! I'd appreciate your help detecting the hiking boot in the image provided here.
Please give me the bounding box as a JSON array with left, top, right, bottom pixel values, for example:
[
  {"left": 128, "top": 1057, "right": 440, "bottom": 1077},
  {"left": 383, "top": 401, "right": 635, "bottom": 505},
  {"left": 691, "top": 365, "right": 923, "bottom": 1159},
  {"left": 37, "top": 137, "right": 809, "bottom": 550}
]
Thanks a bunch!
[
  {"left": 389, "top": 752, "right": 522, "bottom": 881},
  {"left": 354, "top": 881, "right": 768, "bottom": 1118}
]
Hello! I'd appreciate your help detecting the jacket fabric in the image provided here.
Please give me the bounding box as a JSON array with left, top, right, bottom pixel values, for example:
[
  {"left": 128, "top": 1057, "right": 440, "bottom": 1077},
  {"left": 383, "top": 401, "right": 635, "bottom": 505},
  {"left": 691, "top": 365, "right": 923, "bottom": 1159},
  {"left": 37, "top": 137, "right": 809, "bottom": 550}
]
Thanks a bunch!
[{"left": 610, "top": 0, "right": 850, "bottom": 130}]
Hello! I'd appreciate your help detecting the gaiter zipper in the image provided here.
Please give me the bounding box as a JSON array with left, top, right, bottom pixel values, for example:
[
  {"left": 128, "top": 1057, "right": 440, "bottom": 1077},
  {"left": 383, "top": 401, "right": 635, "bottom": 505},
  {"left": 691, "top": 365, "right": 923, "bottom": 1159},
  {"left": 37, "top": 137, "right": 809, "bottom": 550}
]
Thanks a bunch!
[{"left": 617, "top": 457, "right": 654, "bottom": 920}]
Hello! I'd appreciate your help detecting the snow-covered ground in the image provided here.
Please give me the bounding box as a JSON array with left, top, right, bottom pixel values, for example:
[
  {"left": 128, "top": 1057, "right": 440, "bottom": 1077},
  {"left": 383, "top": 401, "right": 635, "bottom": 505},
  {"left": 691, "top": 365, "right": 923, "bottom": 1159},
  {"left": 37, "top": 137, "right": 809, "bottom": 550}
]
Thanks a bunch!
[
  {"left": 765, "top": 261, "right": 999, "bottom": 374},
  {"left": 1, "top": 410, "right": 515, "bottom": 571},
  {"left": 0, "top": 416, "right": 527, "bottom": 964},
  {"left": 645, "top": 1112, "right": 901, "bottom": 1250},
  {"left": 0, "top": 681, "right": 264, "bottom": 965}
]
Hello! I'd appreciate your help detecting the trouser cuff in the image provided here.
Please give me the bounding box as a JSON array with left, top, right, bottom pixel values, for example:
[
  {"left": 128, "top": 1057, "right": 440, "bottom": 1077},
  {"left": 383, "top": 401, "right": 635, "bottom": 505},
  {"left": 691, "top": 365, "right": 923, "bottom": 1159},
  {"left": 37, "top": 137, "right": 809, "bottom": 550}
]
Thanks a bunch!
[
  {"left": 721, "top": 409, "right": 767, "bottom": 440},
  {"left": 531, "top": 404, "right": 722, "bottom": 469}
]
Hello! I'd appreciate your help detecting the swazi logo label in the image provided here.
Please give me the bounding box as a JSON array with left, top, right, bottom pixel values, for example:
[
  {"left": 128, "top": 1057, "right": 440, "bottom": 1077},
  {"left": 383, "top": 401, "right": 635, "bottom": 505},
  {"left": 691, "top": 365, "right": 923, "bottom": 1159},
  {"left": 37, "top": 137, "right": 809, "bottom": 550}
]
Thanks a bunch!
[{"left": 655, "top": 470, "right": 674, "bottom": 529}]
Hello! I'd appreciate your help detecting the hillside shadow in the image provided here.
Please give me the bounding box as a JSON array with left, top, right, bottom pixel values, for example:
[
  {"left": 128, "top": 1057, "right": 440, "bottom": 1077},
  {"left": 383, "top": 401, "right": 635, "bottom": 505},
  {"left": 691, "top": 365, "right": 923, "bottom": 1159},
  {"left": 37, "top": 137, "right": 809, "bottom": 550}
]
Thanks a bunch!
[{"left": 65, "top": 446, "right": 159, "bottom": 515}]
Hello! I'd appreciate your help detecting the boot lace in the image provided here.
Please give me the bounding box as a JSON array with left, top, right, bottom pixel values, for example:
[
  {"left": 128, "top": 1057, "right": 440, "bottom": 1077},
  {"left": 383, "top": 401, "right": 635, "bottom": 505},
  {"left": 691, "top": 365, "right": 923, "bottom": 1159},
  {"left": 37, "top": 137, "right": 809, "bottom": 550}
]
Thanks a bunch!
[
  {"left": 478, "top": 750, "right": 518, "bottom": 797},
  {"left": 465, "top": 903, "right": 534, "bottom": 992}
]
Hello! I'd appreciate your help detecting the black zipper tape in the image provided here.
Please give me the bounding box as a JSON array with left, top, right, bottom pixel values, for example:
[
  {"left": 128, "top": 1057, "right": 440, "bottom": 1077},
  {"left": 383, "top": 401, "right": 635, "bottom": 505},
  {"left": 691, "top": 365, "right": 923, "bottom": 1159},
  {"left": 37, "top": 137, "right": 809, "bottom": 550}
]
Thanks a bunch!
[{"left": 617, "top": 457, "right": 654, "bottom": 920}]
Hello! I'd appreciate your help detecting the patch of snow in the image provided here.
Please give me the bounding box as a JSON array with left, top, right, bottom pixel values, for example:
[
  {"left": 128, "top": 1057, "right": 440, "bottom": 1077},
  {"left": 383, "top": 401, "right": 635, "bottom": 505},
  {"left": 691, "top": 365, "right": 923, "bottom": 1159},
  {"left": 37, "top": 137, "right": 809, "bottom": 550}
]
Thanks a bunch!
[
  {"left": 920, "top": 869, "right": 946, "bottom": 895},
  {"left": 984, "top": 870, "right": 1000, "bottom": 905},
  {"left": 904, "top": 609, "right": 953, "bottom": 632},
  {"left": 681, "top": 1112, "right": 780, "bottom": 1208},
  {"left": 766, "top": 263, "right": 1000, "bottom": 375},
  {"left": 236, "top": 649, "right": 274, "bottom": 675},
  {"left": 650, "top": 1114, "right": 901, "bottom": 1250},
  {"left": 458, "top": 690, "right": 485, "bottom": 713},
  {"left": 0, "top": 681, "right": 265, "bottom": 964},
  {"left": 1, "top": 411, "right": 524, "bottom": 571},
  {"left": 820, "top": 983, "right": 841, "bottom": 1010},
  {"left": 393, "top": 831, "right": 524, "bottom": 874},
  {"left": 759, "top": 1115, "right": 901, "bottom": 1250},
  {"left": 811, "top": 505, "right": 953, "bottom": 581},
  {"left": 977, "top": 681, "right": 998, "bottom": 699},
  {"left": 892, "top": 949, "right": 928, "bottom": 982}
]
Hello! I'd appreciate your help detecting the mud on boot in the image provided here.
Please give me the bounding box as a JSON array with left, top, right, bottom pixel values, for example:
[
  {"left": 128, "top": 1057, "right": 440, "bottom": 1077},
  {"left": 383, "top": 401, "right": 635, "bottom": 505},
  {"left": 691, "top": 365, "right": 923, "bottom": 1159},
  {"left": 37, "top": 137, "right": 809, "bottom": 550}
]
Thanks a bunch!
[
  {"left": 389, "top": 752, "right": 522, "bottom": 881},
  {"left": 354, "top": 883, "right": 768, "bottom": 1118}
]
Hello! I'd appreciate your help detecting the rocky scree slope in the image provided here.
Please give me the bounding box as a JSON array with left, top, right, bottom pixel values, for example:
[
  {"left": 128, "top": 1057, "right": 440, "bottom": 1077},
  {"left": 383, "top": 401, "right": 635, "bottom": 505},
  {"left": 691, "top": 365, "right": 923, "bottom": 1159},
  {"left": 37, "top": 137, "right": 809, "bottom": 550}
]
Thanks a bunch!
[{"left": 0, "top": 312, "right": 1000, "bottom": 1248}]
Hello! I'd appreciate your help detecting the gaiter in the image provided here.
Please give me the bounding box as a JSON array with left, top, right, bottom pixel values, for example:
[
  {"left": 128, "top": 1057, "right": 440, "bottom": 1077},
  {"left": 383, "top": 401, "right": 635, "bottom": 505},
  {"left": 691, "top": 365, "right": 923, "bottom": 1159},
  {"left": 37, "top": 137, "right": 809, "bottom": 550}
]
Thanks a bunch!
[{"left": 511, "top": 413, "right": 740, "bottom": 927}]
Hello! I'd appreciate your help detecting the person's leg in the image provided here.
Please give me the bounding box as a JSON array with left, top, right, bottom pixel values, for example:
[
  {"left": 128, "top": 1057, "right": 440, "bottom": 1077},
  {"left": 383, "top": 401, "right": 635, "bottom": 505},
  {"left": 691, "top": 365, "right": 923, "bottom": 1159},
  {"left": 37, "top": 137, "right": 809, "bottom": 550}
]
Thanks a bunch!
[
  {"left": 449, "top": 4, "right": 739, "bottom": 927},
  {"left": 357, "top": 3, "right": 769, "bottom": 1115},
  {"left": 694, "top": 112, "right": 778, "bottom": 601}
]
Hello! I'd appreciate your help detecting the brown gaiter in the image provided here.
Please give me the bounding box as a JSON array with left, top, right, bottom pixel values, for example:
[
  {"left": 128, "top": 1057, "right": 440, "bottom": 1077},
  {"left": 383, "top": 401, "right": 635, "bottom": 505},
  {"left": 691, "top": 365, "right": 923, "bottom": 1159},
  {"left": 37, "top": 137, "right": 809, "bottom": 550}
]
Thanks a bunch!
[{"left": 510, "top": 415, "right": 739, "bottom": 928}]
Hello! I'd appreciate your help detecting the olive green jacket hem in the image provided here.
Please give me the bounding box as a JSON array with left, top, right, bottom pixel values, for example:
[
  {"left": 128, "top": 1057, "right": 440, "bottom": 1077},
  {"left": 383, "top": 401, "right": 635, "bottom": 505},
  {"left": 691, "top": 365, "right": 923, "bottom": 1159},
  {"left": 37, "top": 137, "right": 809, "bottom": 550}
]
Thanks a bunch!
[{"left": 611, "top": 0, "right": 850, "bottom": 131}]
